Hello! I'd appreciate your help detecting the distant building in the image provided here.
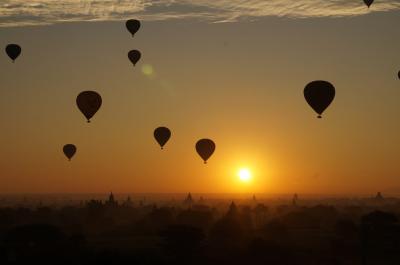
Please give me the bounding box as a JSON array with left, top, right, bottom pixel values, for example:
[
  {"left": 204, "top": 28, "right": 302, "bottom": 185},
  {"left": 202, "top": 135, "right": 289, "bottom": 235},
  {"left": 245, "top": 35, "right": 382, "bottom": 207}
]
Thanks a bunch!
[
  {"left": 184, "top": 193, "right": 194, "bottom": 207},
  {"left": 375, "top": 192, "right": 384, "bottom": 201},
  {"left": 227, "top": 201, "right": 238, "bottom": 217},
  {"left": 122, "top": 196, "right": 133, "bottom": 207},
  {"left": 199, "top": 196, "right": 205, "bottom": 204},
  {"left": 105, "top": 192, "right": 118, "bottom": 207},
  {"left": 292, "top": 193, "right": 299, "bottom": 206},
  {"left": 109, "top": 192, "right": 115, "bottom": 203}
]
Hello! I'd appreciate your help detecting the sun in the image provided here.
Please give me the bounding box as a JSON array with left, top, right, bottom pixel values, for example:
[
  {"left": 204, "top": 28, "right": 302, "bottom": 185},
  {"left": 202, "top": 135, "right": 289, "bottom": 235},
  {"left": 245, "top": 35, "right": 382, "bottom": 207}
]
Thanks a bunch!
[{"left": 237, "top": 168, "right": 252, "bottom": 182}]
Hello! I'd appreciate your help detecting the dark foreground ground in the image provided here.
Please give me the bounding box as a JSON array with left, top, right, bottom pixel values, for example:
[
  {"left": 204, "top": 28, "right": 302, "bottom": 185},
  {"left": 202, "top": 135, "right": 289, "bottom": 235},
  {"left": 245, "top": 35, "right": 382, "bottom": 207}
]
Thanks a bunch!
[{"left": 0, "top": 194, "right": 399, "bottom": 265}]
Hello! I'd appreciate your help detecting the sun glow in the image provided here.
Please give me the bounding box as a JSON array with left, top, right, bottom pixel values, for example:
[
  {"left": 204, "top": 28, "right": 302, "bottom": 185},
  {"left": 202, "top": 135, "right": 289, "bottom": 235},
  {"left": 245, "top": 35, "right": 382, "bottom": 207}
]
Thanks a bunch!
[{"left": 237, "top": 168, "right": 252, "bottom": 182}]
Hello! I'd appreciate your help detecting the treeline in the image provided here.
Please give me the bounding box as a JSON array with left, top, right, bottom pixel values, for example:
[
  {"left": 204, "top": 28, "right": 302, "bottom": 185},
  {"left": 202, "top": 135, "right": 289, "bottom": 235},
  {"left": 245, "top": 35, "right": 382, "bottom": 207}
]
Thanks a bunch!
[{"left": 0, "top": 201, "right": 400, "bottom": 264}]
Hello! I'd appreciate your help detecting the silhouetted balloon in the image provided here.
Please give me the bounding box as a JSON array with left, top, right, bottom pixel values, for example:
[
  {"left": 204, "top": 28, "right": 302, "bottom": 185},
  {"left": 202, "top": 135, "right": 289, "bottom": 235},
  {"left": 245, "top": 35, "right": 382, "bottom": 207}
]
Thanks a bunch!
[
  {"left": 126, "top": 19, "right": 141, "bottom": 37},
  {"left": 5, "top": 44, "right": 21, "bottom": 62},
  {"left": 128, "top": 50, "right": 141, "bottom": 66},
  {"left": 63, "top": 144, "right": 76, "bottom": 161},
  {"left": 196, "top": 139, "right": 216, "bottom": 164},
  {"left": 363, "top": 0, "right": 374, "bottom": 8},
  {"left": 76, "top": 91, "right": 102, "bottom": 123},
  {"left": 154, "top": 127, "right": 171, "bottom": 149},
  {"left": 304, "top": 80, "right": 335, "bottom": 118}
]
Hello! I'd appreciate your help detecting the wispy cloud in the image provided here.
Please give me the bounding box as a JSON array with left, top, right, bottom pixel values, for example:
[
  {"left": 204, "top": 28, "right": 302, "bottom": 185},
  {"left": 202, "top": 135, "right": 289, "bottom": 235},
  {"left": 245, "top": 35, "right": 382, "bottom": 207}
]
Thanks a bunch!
[{"left": 1, "top": 0, "right": 399, "bottom": 27}]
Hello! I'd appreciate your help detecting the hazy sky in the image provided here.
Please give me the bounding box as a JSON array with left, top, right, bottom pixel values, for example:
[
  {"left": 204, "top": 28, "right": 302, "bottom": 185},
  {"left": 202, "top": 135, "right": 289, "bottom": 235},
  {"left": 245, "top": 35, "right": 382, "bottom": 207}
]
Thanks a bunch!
[{"left": 1, "top": 1, "right": 400, "bottom": 195}]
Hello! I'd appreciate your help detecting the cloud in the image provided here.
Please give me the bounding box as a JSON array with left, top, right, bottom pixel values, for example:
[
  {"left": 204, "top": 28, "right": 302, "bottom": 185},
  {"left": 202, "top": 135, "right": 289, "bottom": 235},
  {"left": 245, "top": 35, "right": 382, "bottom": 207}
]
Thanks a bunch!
[{"left": 1, "top": 0, "right": 399, "bottom": 27}]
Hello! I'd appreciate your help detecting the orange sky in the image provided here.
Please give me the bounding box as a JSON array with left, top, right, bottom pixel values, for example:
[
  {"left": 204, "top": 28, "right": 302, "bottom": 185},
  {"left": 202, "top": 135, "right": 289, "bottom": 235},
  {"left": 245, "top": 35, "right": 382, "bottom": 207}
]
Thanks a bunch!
[{"left": 1, "top": 10, "right": 400, "bottom": 195}]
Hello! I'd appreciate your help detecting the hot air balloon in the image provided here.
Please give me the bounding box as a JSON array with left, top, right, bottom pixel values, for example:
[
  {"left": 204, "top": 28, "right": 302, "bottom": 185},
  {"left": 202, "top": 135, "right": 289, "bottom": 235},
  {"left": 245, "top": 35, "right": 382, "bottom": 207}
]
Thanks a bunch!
[
  {"left": 126, "top": 19, "right": 141, "bottom": 37},
  {"left": 154, "top": 127, "right": 171, "bottom": 149},
  {"left": 363, "top": 0, "right": 374, "bottom": 8},
  {"left": 5, "top": 44, "right": 21, "bottom": 62},
  {"left": 196, "top": 139, "right": 216, "bottom": 164},
  {"left": 63, "top": 144, "right": 76, "bottom": 161},
  {"left": 128, "top": 50, "right": 141, "bottom": 66},
  {"left": 304, "top": 80, "right": 335, "bottom": 118},
  {"left": 76, "top": 91, "right": 102, "bottom": 123}
]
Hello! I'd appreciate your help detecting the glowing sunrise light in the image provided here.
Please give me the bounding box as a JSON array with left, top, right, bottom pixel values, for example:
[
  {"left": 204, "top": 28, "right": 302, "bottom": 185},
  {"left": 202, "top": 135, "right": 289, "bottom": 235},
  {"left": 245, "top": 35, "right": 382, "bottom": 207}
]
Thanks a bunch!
[{"left": 237, "top": 168, "right": 252, "bottom": 182}]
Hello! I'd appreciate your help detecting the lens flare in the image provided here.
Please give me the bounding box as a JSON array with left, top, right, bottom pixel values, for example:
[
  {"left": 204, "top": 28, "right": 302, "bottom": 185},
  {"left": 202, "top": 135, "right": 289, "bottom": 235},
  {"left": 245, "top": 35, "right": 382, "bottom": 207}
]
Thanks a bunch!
[{"left": 141, "top": 64, "right": 154, "bottom": 76}]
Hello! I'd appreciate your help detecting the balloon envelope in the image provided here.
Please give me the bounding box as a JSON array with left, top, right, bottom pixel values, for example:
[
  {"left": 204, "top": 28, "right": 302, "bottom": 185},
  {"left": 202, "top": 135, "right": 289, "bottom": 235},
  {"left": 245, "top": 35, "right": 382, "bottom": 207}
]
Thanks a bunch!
[
  {"left": 5, "top": 44, "right": 21, "bottom": 62},
  {"left": 76, "top": 91, "right": 102, "bottom": 122},
  {"left": 304, "top": 80, "right": 335, "bottom": 118},
  {"left": 126, "top": 19, "right": 141, "bottom": 37},
  {"left": 196, "top": 139, "right": 216, "bottom": 164},
  {"left": 63, "top": 144, "right": 76, "bottom": 161},
  {"left": 128, "top": 50, "right": 141, "bottom": 66},
  {"left": 363, "top": 0, "right": 374, "bottom": 8},
  {"left": 154, "top": 127, "right": 171, "bottom": 149}
]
